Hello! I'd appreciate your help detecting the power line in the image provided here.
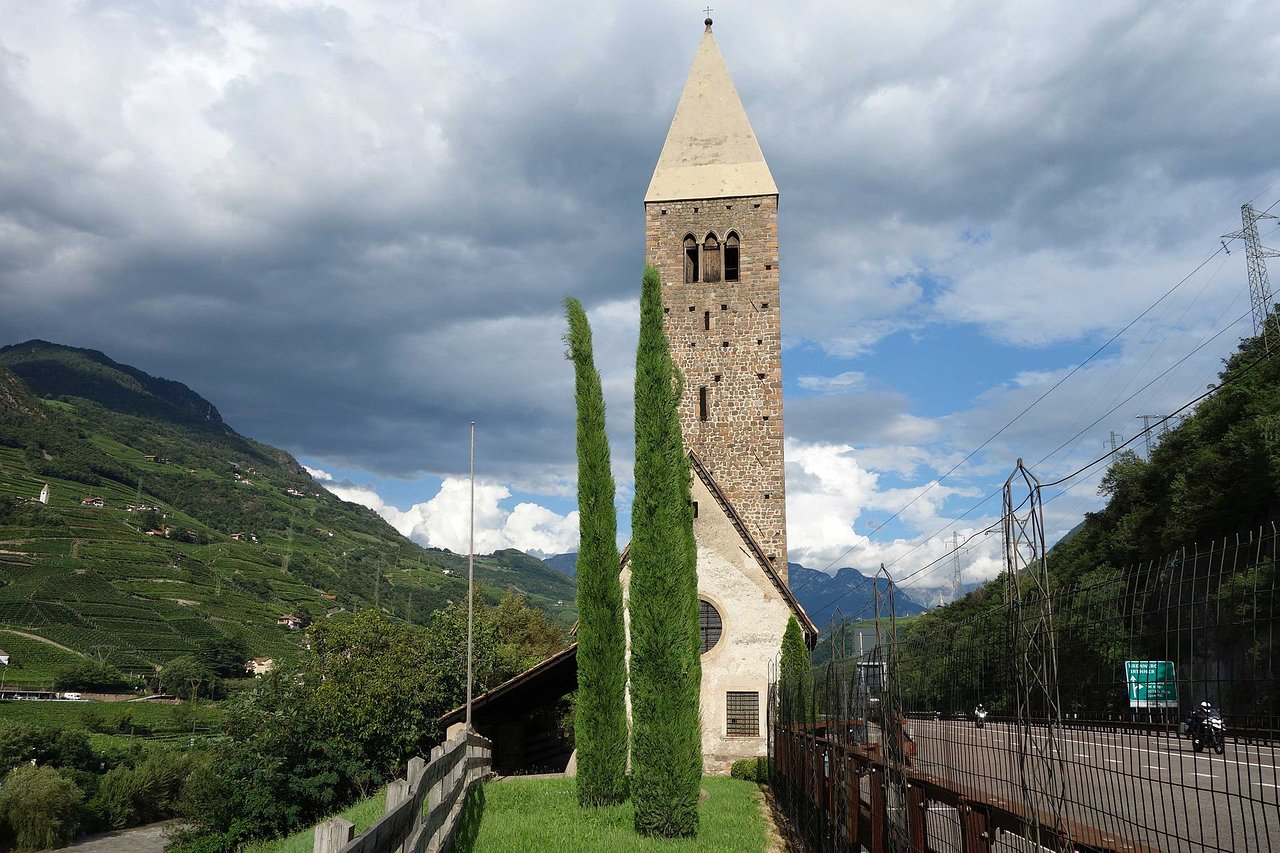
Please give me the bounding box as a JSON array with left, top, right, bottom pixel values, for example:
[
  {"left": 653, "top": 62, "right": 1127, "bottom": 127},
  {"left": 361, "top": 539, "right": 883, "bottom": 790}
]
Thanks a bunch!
[
  {"left": 788, "top": 242, "right": 1235, "bottom": 601},
  {"left": 809, "top": 318, "right": 1275, "bottom": 625}
]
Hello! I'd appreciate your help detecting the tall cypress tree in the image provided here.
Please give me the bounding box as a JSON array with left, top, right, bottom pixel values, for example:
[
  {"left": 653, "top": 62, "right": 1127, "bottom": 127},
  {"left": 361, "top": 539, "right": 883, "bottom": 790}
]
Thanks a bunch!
[
  {"left": 629, "top": 265, "right": 702, "bottom": 837},
  {"left": 779, "top": 615, "right": 812, "bottom": 720},
  {"left": 563, "top": 297, "right": 628, "bottom": 807}
]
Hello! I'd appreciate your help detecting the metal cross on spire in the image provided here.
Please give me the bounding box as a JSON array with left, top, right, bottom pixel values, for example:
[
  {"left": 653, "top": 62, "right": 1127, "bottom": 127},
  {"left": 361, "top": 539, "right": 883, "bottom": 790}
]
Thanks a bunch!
[{"left": 703, "top": 6, "right": 713, "bottom": 17}]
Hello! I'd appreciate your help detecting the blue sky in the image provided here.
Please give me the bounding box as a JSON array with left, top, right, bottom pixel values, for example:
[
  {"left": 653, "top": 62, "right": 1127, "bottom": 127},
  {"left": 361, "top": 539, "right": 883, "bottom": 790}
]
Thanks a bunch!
[{"left": 1, "top": 0, "right": 1277, "bottom": 601}]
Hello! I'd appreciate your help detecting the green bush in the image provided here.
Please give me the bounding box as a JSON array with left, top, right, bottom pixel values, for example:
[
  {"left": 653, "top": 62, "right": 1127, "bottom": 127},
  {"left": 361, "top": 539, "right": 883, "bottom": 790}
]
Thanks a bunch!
[
  {"left": 94, "top": 750, "right": 197, "bottom": 828},
  {"left": 729, "top": 757, "right": 767, "bottom": 783},
  {"left": 0, "top": 764, "right": 85, "bottom": 850}
]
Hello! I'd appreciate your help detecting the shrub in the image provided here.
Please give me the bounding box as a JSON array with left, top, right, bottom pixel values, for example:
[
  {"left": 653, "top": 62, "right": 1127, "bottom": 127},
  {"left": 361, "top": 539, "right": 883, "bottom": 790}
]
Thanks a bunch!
[
  {"left": 0, "top": 764, "right": 85, "bottom": 851},
  {"left": 729, "top": 757, "right": 768, "bottom": 783},
  {"left": 94, "top": 750, "right": 196, "bottom": 828}
]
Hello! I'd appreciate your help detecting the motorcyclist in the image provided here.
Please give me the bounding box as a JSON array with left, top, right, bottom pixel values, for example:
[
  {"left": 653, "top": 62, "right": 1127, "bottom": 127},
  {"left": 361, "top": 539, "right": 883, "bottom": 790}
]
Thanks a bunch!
[
  {"left": 974, "top": 702, "right": 986, "bottom": 717},
  {"left": 1189, "top": 700, "right": 1217, "bottom": 732}
]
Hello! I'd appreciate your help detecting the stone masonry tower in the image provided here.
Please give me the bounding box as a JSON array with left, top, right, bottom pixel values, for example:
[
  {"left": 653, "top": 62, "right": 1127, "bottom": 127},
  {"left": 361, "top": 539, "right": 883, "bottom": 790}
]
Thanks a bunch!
[{"left": 645, "top": 18, "right": 788, "bottom": 579}]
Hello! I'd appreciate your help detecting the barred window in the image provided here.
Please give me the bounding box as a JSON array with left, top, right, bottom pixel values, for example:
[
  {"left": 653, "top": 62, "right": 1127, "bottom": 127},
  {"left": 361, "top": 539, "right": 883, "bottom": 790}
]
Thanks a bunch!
[
  {"left": 699, "top": 598, "right": 722, "bottom": 653},
  {"left": 726, "top": 691, "right": 759, "bottom": 737}
]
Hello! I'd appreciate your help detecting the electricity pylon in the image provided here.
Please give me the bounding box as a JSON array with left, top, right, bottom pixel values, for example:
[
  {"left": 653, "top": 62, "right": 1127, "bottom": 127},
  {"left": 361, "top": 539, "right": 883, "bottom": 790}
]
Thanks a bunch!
[{"left": 1223, "top": 203, "right": 1280, "bottom": 351}]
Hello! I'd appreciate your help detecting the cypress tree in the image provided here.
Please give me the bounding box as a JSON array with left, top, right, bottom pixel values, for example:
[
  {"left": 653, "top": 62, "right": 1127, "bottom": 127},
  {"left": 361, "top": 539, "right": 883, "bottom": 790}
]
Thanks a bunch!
[
  {"left": 629, "top": 265, "right": 702, "bottom": 837},
  {"left": 563, "top": 297, "right": 628, "bottom": 807},
  {"left": 779, "top": 615, "right": 812, "bottom": 712}
]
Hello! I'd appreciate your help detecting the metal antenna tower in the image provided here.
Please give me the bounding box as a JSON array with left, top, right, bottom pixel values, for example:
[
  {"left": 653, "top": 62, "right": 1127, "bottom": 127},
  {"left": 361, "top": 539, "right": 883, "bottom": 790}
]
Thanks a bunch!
[
  {"left": 1107, "top": 431, "right": 1122, "bottom": 453},
  {"left": 1003, "top": 459, "right": 1070, "bottom": 851},
  {"left": 872, "top": 565, "right": 909, "bottom": 850},
  {"left": 1223, "top": 203, "right": 1280, "bottom": 350},
  {"left": 950, "top": 531, "right": 962, "bottom": 604},
  {"left": 1136, "top": 414, "right": 1166, "bottom": 456}
]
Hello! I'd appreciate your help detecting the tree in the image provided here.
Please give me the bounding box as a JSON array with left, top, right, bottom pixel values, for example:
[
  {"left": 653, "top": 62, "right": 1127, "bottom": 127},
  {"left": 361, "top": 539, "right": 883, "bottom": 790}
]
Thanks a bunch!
[
  {"left": 308, "top": 610, "right": 454, "bottom": 779},
  {"left": 158, "top": 655, "right": 224, "bottom": 700},
  {"left": 628, "top": 265, "right": 702, "bottom": 837},
  {"left": 53, "top": 660, "right": 128, "bottom": 692},
  {"left": 195, "top": 633, "right": 250, "bottom": 678},
  {"left": 0, "top": 764, "right": 84, "bottom": 851},
  {"left": 779, "top": 615, "right": 812, "bottom": 713},
  {"left": 563, "top": 296, "right": 628, "bottom": 807}
]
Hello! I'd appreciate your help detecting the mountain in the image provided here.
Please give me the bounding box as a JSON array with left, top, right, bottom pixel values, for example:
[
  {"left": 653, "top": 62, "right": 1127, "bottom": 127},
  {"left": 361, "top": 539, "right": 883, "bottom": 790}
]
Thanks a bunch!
[
  {"left": 0, "top": 341, "right": 576, "bottom": 685},
  {"left": 543, "top": 552, "right": 578, "bottom": 577},
  {"left": 899, "top": 581, "right": 985, "bottom": 609},
  {"left": 0, "top": 340, "right": 228, "bottom": 429},
  {"left": 788, "top": 563, "right": 928, "bottom": 629}
]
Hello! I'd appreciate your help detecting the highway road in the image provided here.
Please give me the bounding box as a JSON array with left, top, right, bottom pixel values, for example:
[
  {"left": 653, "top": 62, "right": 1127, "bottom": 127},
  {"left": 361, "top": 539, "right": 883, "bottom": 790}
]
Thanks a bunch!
[{"left": 876, "top": 718, "right": 1279, "bottom": 852}]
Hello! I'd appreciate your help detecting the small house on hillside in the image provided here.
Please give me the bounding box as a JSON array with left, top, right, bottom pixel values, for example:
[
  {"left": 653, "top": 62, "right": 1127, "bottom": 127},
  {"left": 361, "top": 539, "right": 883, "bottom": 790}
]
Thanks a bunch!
[
  {"left": 230, "top": 533, "right": 246, "bottom": 541},
  {"left": 81, "top": 497, "right": 104, "bottom": 508},
  {"left": 0, "top": 650, "right": 10, "bottom": 666},
  {"left": 277, "top": 615, "right": 303, "bottom": 630},
  {"left": 246, "top": 657, "right": 275, "bottom": 676}
]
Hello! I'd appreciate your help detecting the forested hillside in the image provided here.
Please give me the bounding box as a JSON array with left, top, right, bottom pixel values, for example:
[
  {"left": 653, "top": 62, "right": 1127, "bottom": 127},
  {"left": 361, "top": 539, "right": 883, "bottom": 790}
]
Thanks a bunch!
[
  {"left": 890, "top": 321, "right": 1280, "bottom": 716},
  {"left": 0, "top": 341, "right": 575, "bottom": 683}
]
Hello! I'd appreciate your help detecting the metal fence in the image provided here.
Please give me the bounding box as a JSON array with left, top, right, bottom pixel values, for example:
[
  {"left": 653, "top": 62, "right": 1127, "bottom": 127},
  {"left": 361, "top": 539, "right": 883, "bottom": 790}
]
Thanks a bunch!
[{"left": 770, "top": 523, "right": 1279, "bottom": 852}]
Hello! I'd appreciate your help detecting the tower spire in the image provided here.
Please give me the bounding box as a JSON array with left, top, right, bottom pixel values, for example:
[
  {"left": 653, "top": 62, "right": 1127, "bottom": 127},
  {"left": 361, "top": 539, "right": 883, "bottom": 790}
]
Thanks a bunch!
[{"left": 644, "top": 23, "right": 776, "bottom": 203}]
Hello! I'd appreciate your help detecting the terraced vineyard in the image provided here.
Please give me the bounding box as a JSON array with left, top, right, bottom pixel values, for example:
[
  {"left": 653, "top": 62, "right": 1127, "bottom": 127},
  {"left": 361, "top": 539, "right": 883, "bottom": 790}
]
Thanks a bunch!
[{"left": 0, "top": 344, "right": 576, "bottom": 684}]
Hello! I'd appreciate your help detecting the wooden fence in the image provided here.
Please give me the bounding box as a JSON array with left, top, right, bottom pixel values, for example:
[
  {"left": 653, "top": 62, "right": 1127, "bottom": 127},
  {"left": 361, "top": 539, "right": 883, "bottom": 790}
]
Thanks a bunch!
[{"left": 314, "top": 729, "right": 492, "bottom": 853}]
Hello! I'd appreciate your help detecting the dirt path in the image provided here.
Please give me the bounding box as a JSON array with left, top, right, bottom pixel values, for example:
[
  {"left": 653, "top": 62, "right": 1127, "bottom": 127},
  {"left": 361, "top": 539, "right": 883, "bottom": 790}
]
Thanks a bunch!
[
  {"left": 0, "top": 627, "right": 89, "bottom": 658},
  {"left": 65, "top": 820, "right": 182, "bottom": 853}
]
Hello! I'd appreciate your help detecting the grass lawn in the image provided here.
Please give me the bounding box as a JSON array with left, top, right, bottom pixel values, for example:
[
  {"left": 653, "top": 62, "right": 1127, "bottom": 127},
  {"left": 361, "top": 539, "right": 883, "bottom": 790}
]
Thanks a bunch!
[
  {"left": 459, "top": 776, "right": 770, "bottom": 852},
  {"left": 243, "top": 789, "right": 387, "bottom": 853}
]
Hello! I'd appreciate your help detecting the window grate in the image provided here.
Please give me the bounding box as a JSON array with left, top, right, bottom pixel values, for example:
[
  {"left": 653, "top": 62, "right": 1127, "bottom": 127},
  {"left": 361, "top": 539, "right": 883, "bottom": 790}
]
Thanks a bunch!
[
  {"left": 699, "top": 599, "right": 722, "bottom": 653},
  {"left": 726, "top": 692, "right": 759, "bottom": 737}
]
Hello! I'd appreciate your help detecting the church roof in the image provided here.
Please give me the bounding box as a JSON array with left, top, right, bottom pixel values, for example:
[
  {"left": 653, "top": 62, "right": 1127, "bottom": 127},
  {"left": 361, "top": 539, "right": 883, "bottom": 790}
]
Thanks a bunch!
[
  {"left": 644, "top": 21, "right": 778, "bottom": 204},
  {"left": 687, "top": 450, "right": 817, "bottom": 644}
]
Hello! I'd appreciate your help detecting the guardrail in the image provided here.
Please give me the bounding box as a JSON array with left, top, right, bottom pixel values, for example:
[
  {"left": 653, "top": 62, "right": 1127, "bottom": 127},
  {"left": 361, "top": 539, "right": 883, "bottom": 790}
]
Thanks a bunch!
[
  {"left": 901, "top": 711, "right": 1279, "bottom": 744},
  {"left": 313, "top": 728, "right": 491, "bottom": 853},
  {"left": 773, "top": 725, "right": 1158, "bottom": 853}
]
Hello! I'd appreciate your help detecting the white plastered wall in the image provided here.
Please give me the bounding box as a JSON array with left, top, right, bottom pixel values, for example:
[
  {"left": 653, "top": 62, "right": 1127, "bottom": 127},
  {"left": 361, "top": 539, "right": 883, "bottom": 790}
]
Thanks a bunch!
[{"left": 619, "top": 474, "right": 792, "bottom": 774}]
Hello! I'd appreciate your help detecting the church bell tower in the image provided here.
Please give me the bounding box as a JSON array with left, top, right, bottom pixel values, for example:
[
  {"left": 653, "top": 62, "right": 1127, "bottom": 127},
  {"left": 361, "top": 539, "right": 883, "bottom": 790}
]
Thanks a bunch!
[{"left": 645, "top": 17, "right": 787, "bottom": 577}]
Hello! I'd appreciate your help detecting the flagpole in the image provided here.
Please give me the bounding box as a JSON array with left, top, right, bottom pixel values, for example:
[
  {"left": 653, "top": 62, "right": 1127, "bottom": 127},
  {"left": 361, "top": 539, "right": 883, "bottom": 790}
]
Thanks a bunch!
[{"left": 466, "top": 420, "right": 475, "bottom": 732}]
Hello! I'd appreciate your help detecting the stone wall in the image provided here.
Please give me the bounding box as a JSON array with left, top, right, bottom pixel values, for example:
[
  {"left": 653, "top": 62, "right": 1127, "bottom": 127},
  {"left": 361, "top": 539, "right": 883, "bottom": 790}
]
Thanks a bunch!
[{"left": 644, "top": 193, "right": 788, "bottom": 578}]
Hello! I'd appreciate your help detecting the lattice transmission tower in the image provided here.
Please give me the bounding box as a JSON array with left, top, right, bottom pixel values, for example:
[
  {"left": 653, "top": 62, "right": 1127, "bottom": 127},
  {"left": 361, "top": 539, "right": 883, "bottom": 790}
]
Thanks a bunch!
[
  {"left": 1003, "top": 460, "right": 1070, "bottom": 851},
  {"left": 1223, "top": 203, "right": 1280, "bottom": 351}
]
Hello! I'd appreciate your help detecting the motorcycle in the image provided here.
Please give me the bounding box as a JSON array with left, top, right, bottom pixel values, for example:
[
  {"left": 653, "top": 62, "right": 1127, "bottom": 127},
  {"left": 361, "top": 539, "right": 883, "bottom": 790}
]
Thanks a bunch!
[
  {"left": 975, "top": 709, "right": 988, "bottom": 729},
  {"left": 1191, "top": 711, "right": 1226, "bottom": 755}
]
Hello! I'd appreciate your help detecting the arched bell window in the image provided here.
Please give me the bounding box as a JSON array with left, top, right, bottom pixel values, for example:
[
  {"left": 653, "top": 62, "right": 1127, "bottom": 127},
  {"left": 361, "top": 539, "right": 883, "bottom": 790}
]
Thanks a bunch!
[
  {"left": 725, "top": 232, "right": 740, "bottom": 282},
  {"left": 703, "top": 233, "right": 721, "bottom": 283},
  {"left": 684, "top": 235, "right": 699, "bottom": 284}
]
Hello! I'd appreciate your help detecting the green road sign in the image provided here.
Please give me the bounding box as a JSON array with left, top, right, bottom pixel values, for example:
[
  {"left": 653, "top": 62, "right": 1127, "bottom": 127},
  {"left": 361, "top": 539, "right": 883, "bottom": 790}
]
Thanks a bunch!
[{"left": 1125, "top": 660, "right": 1178, "bottom": 708}]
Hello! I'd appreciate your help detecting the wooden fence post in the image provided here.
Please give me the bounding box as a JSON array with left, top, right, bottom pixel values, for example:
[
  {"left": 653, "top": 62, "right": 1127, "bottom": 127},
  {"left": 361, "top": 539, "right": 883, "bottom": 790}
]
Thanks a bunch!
[
  {"left": 960, "top": 803, "right": 993, "bottom": 853},
  {"left": 907, "top": 783, "right": 927, "bottom": 852},
  {"left": 313, "top": 817, "right": 354, "bottom": 853},
  {"left": 407, "top": 756, "right": 426, "bottom": 789},
  {"left": 869, "top": 767, "right": 888, "bottom": 853}
]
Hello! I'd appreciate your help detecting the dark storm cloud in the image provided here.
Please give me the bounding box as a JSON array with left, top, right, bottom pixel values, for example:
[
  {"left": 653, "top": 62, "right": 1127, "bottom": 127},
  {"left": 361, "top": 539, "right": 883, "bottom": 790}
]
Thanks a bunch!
[{"left": 1, "top": 0, "right": 1277, "bottom": 492}]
